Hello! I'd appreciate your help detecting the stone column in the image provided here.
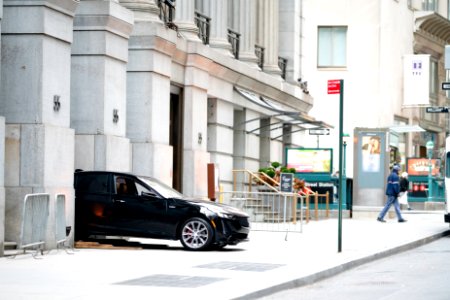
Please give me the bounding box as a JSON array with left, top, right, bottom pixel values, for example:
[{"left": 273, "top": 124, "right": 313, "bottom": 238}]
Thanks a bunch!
[
  {"left": 1, "top": 0, "right": 78, "bottom": 248},
  {"left": 198, "top": 0, "right": 232, "bottom": 56},
  {"left": 119, "top": 0, "right": 161, "bottom": 22},
  {"left": 71, "top": 1, "right": 134, "bottom": 172},
  {"left": 0, "top": 0, "right": 4, "bottom": 257},
  {"left": 279, "top": 0, "right": 302, "bottom": 83},
  {"left": 175, "top": 0, "right": 201, "bottom": 42},
  {"left": 183, "top": 84, "right": 210, "bottom": 198},
  {"left": 0, "top": 117, "right": 4, "bottom": 257},
  {"left": 123, "top": 0, "right": 178, "bottom": 186},
  {"left": 233, "top": 109, "right": 261, "bottom": 178},
  {"left": 230, "top": 0, "right": 258, "bottom": 67},
  {"left": 207, "top": 98, "right": 234, "bottom": 192},
  {"left": 257, "top": 0, "right": 281, "bottom": 76}
]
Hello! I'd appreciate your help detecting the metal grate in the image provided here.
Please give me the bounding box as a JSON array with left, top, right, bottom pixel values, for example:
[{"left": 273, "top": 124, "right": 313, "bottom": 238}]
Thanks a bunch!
[
  {"left": 195, "top": 261, "right": 284, "bottom": 272},
  {"left": 115, "top": 274, "right": 226, "bottom": 288}
]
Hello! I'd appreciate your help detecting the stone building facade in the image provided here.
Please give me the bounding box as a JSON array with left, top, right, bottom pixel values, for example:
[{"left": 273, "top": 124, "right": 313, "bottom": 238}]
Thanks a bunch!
[
  {"left": 0, "top": 0, "right": 314, "bottom": 254},
  {"left": 2, "top": 0, "right": 449, "bottom": 255}
]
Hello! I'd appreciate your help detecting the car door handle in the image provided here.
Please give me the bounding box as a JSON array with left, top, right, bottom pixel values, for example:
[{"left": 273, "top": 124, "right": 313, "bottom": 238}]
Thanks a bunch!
[
  {"left": 169, "top": 205, "right": 176, "bottom": 209},
  {"left": 114, "top": 199, "right": 126, "bottom": 203}
]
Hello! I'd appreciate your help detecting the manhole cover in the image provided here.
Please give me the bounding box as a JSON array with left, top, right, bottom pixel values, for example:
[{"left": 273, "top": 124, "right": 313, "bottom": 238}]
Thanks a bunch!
[
  {"left": 196, "top": 261, "right": 284, "bottom": 272},
  {"left": 115, "top": 274, "right": 226, "bottom": 288}
]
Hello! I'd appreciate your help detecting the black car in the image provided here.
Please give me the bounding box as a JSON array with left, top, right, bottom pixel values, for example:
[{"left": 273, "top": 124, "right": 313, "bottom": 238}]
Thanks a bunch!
[{"left": 74, "top": 170, "right": 250, "bottom": 250}]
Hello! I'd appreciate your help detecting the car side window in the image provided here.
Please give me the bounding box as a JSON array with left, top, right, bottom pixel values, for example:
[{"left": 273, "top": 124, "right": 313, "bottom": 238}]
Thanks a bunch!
[
  {"left": 76, "top": 174, "right": 108, "bottom": 193},
  {"left": 115, "top": 176, "right": 139, "bottom": 196},
  {"left": 135, "top": 181, "right": 152, "bottom": 196}
]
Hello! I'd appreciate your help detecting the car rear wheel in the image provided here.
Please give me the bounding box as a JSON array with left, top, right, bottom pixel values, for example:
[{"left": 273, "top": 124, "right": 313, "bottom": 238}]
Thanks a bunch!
[{"left": 180, "top": 217, "right": 213, "bottom": 251}]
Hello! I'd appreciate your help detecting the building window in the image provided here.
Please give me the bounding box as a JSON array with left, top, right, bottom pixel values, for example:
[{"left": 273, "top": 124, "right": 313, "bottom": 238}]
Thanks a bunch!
[
  {"left": 317, "top": 26, "right": 347, "bottom": 68},
  {"left": 422, "top": 0, "right": 438, "bottom": 11}
]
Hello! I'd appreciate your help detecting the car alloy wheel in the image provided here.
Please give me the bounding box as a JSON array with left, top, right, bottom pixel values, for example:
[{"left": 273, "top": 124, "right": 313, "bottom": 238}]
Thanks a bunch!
[{"left": 180, "top": 217, "right": 213, "bottom": 250}]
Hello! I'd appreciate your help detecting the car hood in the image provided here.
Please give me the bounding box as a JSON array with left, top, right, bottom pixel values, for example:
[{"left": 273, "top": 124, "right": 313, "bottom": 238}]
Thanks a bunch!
[{"left": 179, "top": 198, "right": 249, "bottom": 218}]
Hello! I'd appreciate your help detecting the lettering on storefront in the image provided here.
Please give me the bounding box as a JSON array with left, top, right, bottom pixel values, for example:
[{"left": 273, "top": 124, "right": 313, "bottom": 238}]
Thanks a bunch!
[
  {"left": 407, "top": 158, "right": 440, "bottom": 176},
  {"left": 305, "top": 182, "right": 334, "bottom": 188}
]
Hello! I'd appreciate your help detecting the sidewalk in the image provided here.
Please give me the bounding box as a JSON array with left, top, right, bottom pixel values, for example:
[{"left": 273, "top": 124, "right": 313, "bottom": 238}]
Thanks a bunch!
[{"left": 0, "top": 211, "right": 448, "bottom": 300}]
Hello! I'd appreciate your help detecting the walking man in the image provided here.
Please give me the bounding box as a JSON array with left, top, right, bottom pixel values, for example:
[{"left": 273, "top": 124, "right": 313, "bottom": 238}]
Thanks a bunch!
[{"left": 377, "top": 165, "right": 407, "bottom": 223}]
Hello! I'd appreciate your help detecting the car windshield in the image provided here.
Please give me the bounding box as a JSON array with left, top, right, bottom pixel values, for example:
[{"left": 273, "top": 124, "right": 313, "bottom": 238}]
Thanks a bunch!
[{"left": 138, "top": 176, "right": 184, "bottom": 199}]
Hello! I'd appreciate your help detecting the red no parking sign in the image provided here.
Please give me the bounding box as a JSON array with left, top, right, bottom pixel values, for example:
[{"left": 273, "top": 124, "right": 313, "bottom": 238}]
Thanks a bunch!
[{"left": 327, "top": 79, "right": 341, "bottom": 94}]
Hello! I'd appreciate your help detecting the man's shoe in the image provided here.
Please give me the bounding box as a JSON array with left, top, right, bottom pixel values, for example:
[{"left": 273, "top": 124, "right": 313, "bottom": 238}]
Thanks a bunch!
[
  {"left": 398, "top": 219, "right": 407, "bottom": 223},
  {"left": 377, "top": 217, "right": 386, "bottom": 223}
]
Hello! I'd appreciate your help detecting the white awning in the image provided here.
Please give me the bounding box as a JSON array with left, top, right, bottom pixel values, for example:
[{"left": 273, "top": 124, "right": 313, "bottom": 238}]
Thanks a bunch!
[{"left": 389, "top": 125, "right": 425, "bottom": 133}]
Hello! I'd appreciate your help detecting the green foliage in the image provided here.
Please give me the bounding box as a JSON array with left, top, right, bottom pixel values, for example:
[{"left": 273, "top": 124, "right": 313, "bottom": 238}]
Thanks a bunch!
[
  {"left": 266, "top": 169, "right": 276, "bottom": 178},
  {"left": 258, "top": 161, "right": 296, "bottom": 178},
  {"left": 271, "top": 161, "right": 281, "bottom": 169}
]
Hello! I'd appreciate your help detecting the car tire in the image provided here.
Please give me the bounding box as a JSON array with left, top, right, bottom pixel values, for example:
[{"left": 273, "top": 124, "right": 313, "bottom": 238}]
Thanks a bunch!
[{"left": 180, "top": 217, "right": 214, "bottom": 251}]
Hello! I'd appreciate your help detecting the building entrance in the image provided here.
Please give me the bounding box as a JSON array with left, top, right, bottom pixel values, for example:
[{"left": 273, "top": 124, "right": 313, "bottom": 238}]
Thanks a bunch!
[{"left": 170, "top": 91, "right": 183, "bottom": 192}]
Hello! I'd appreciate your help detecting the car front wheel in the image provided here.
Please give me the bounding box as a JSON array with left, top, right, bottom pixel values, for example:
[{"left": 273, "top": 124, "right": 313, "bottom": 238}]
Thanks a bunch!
[{"left": 180, "top": 217, "right": 213, "bottom": 250}]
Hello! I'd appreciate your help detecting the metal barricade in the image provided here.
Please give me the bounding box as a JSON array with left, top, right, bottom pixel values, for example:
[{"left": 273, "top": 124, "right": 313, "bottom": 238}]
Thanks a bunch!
[
  {"left": 221, "top": 191, "right": 305, "bottom": 236},
  {"left": 55, "top": 194, "right": 73, "bottom": 254},
  {"left": 55, "top": 194, "right": 67, "bottom": 246},
  {"left": 18, "top": 193, "right": 50, "bottom": 256}
]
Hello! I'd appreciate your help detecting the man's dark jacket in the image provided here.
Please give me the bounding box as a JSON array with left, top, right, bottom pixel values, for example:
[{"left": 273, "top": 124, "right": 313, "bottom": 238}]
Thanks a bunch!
[{"left": 386, "top": 169, "right": 400, "bottom": 197}]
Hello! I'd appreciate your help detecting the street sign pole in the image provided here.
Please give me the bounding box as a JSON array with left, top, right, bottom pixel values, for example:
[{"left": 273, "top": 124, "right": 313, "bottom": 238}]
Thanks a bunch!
[
  {"left": 338, "top": 80, "right": 344, "bottom": 253},
  {"left": 328, "top": 79, "right": 344, "bottom": 253}
]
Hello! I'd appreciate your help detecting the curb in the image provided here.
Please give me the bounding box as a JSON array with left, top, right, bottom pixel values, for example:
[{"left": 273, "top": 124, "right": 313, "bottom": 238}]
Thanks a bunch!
[{"left": 234, "top": 229, "right": 450, "bottom": 300}]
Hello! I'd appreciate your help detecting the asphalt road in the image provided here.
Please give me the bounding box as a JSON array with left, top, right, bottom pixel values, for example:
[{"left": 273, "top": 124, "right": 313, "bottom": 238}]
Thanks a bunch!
[{"left": 258, "top": 235, "right": 450, "bottom": 300}]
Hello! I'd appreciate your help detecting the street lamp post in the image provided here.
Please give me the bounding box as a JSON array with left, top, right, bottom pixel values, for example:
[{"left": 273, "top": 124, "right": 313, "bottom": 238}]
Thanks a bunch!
[{"left": 426, "top": 140, "right": 434, "bottom": 202}]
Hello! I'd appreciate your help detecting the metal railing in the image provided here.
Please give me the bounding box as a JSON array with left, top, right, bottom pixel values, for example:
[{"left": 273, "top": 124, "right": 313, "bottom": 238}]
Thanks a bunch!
[
  {"left": 255, "top": 45, "right": 265, "bottom": 70},
  {"left": 221, "top": 191, "right": 305, "bottom": 237},
  {"left": 232, "top": 169, "right": 279, "bottom": 193},
  {"left": 228, "top": 28, "right": 240, "bottom": 59},
  {"left": 278, "top": 56, "right": 288, "bottom": 79},
  {"left": 55, "top": 194, "right": 74, "bottom": 254},
  {"left": 158, "top": 0, "right": 177, "bottom": 30},
  {"left": 194, "top": 11, "right": 211, "bottom": 45},
  {"left": 231, "top": 169, "right": 331, "bottom": 223},
  {"left": 18, "top": 193, "right": 50, "bottom": 257},
  {"left": 227, "top": 169, "right": 307, "bottom": 238},
  {"left": 304, "top": 192, "right": 330, "bottom": 221}
]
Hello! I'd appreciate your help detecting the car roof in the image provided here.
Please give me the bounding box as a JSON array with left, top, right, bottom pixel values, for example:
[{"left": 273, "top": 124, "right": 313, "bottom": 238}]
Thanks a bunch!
[{"left": 75, "top": 170, "right": 138, "bottom": 177}]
